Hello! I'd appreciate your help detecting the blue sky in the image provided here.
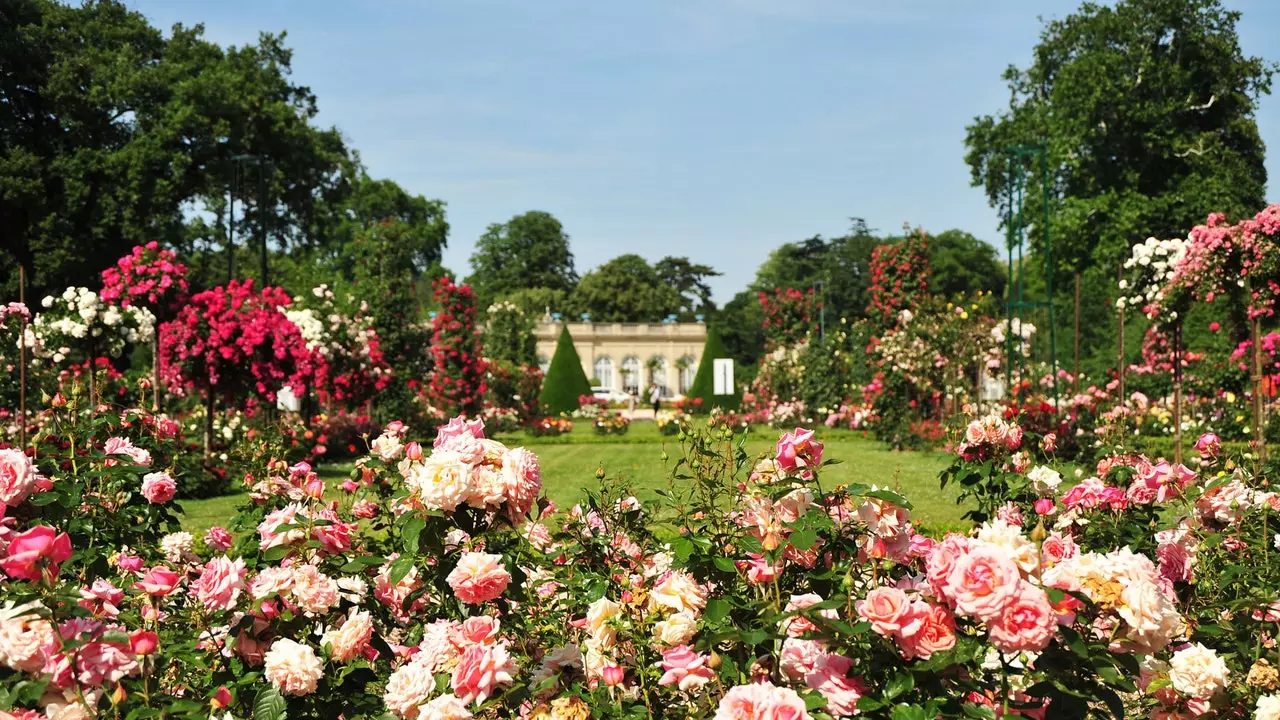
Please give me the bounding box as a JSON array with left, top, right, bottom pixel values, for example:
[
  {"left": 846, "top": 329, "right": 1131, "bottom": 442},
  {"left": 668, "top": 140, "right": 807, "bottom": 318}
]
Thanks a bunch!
[{"left": 128, "top": 0, "right": 1280, "bottom": 304}]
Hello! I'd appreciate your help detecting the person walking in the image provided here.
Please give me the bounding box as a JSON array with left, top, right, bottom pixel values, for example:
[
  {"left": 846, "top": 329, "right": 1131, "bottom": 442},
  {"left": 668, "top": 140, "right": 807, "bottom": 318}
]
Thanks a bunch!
[{"left": 649, "top": 384, "right": 662, "bottom": 415}]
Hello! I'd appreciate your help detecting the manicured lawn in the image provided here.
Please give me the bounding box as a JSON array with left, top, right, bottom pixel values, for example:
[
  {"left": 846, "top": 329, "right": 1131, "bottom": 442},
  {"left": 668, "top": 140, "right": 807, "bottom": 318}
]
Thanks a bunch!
[{"left": 178, "top": 424, "right": 967, "bottom": 535}]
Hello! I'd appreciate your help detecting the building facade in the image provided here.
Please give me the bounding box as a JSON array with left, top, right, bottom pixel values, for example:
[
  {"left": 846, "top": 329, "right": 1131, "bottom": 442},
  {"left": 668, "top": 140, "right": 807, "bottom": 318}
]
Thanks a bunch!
[{"left": 534, "top": 318, "right": 706, "bottom": 399}]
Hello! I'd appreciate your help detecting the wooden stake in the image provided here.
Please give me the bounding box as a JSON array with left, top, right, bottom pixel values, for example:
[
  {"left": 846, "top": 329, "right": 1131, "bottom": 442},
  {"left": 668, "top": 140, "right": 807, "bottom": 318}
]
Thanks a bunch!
[
  {"left": 1117, "top": 267, "right": 1126, "bottom": 402},
  {"left": 1074, "top": 271, "right": 1081, "bottom": 394},
  {"left": 1253, "top": 315, "right": 1267, "bottom": 462},
  {"left": 18, "top": 265, "right": 26, "bottom": 448},
  {"left": 1172, "top": 322, "right": 1182, "bottom": 466}
]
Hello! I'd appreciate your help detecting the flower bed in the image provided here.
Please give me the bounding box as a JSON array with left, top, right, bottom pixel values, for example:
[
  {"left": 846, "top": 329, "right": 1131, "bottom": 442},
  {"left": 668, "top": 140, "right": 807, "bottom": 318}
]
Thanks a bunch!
[{"left": 1, "top": 393, "right": 1278, "bottom": 719}]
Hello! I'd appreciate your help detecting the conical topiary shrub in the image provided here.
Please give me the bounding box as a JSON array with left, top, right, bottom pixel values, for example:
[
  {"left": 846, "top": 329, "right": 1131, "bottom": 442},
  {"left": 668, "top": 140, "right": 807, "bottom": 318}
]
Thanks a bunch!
[
  {"left": 539, "top": 325, "right": 593, "bottom": 415},
  {"left": 687, "top": 324, "right": 739, "bottom": 412}
]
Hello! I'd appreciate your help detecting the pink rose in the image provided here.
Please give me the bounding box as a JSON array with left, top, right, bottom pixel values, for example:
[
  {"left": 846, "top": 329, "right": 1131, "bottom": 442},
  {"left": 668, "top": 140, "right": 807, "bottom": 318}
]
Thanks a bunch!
[
  {"left": 804, "top": 654, "right": 865, "bottom": 718},
  {"left": 352, "top": 499, "right": 378, "bottom": 518},
  {"left": 947, "top": 545, "right": 1020, "bottom": 621},
  {"left": 996, "top": 502, "right": 1024, "bottom": 527},
  {"left": 0, "top": 448, "right": 39, "bottom": 507},
  {"left": 1005, "top": 424, "right": 1023, "bottom": 450},
  {"left": 435, "top": 416, "right": 486, "bottom": 450},
  {"left": 129, "top": 629, "right": 158, "bottom": 656},
  {"left": 925, "top": 533, "right": 971, "bottom": 602},
  {"left": 987, "top": 581, "right": 1057, "bottom": 653},
  {"left": 75, "top": 640, "right": 139, "bottom": 686},
  {"left": 1034, "top": 498, "right": 1055, "bottom": 516},
  {"left": 898, "top": 603, "right": 957, "bottom": 660},
  {"left": 776, "top": 428, "right": 823, "bottom": 474},
  {"left": 856, "top": 587, "right": 918, "bottom": 638},
  {"left": 782, "top": 593, "right": 836, "bottom": 637},
  {"left": 656, "top": 645, "right": 716, "bottom": 692},
  {"left": 103, "top": 436, "right": 150, "bottom": 466},
  {"left": 204, "top": 526, "right": 233, "bottom": 552},
  {"left": 193, "top": 556, "right": 247, "bottom": 611},
  {"left": 716, "top": 682, "right": 813, "bottom": 720},
  {"left": 116, "top": 552, "right": 144, "bottom": 573},
  {"left": 141, "top": 472, "right": 176, "bottom": 504},
  {"left": 500, "top": 447, "right": 542, "bottom": 520},
  {"left": 133, "top": 567, "right": 181, "bottom": 596},
  {"left": 0, "top": 526, "right": 72, "bottom": 582},
  {"left": 456, "top": 616, "right": 501, "bottom": 647},
  {"left": 77, "top": 580, "right": 124, "bottom": 617},
  {"left": 779, "top": 638, "right": 828, "bottom": 681},
  {"left": 964, "top": 421, "right": 985, "bottom": 446},
  {"left": 446, "top": 552, "right": 511, "bottom": 605},
  {"left": 1039, "top": 532, "right": 1076, "bottom": 567},
  {"left": 1194, "top": 433, "right": 1221, "bottom": 457},
  {"left": 450, "top": 641, "right": 515, "bottom": 705}
]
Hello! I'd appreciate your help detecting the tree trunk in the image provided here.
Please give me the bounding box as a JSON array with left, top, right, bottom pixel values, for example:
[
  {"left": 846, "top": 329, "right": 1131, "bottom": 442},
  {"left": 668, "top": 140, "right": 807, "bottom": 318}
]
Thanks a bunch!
[
  {"left": 1074, "top": 272, "right": 1081, "bottom": 394},
  {"left": 1172, "top": 322, "right": 1182, "bottom": 466},
  {"left": 204, "top": 391, "right": 215, "bottom": 458},
  {"left": 1253, "top": 316, "right": 1267, "bottom": 462}
]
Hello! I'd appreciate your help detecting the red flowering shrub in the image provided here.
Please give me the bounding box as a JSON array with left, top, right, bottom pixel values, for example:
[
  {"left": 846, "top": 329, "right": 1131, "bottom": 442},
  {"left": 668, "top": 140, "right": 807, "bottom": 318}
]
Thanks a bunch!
[
  {"left": 423, "top": 277, "right": 486, "bottom": 419},
  {"left": 758, "top": 287, "right": 817, "bottom": 351},
  {"left": 867, "top": 229, "right": 930, "bottom": 322},
  {"left": 159, "top": 280, "right": 318, "bottom": 404}
]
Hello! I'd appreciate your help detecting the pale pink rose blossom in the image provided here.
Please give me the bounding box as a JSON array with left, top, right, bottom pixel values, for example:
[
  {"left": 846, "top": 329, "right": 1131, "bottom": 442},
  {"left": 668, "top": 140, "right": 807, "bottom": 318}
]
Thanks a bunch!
[
  {"left": 192, "top": 556, "right": 247, "bottom": 612},
  {"left": 804, "top": 654, "right": 865, "bottom": 718},
  {"left": 450, "top": 642, "right": 515, "bottom": 706},
  {"left": 947, "top": 545, "right": 1020, "bottom": 621},
  {"left": 714, "top": 681, "right": 813, "bottom": 720},
  {"left": 322, "top": 609, "right": 374, "bottom": 663},
  {"left": 987, "top": 581, "right": 1057, "bottom": 653},
  {"left": 656, "top": 645, "right": 716, "bottom": 692},
  {"left": 0, "top": 449, "right": 39, "bottom": 507},
  {"left": 263, "top": 639, "right": 323, "bottom": 696},
  {"left": 447, "top": 553, "right": 511, "bottom": 605},
  {"left": 140, "top": 472, "right": 175, "bottom": 504},
  {"left": 203, "top": 526, "right": 233, "bottom": 552}
]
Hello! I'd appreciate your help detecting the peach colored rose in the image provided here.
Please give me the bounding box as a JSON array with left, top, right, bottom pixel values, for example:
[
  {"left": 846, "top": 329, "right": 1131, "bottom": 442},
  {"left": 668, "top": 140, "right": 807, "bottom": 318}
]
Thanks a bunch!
[
  {"left": 447, "top": 553, "right": 511, "bottom": 605},
  {"left": 263, "top": 639, "right": 323, "bottom": 696},
  {"left": 804, "top": 654, "right": 865, "bottom": 718},
  {"left": 714, "top": 681, "right": 813, "bottom": 720},
  {"left": 988, "top": 581, "right": 1057, "bottom": 653},
  {"left": 419, "top": 694, "right": 473, "bottom": 720},
  {"left": 947, "top": 545, "right": 1020, "bottom": 621},
  {"left": 384, "top": 661, "right": 437, "bottom": 718},
  {"left": 132, "top": 567, "right": 180, "bottom": 597},
  {"left": 856, "top": 587, "right": 918, "bottom": 638},
  {"left": 898, "top": 602, "right": 957, "bottom": 660},
  {"left": 322, "top": 609, "right": 374, "bottom": 663}
]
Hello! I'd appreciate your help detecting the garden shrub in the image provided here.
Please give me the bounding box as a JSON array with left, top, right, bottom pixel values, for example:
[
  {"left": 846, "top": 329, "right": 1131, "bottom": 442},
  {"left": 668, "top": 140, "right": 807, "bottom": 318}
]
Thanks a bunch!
[
  {"left": 539, "top": 325, "right": 592, "bottom": 414},
  {"left": 686, "top": 324, "right": 739, "bottom": 412}
]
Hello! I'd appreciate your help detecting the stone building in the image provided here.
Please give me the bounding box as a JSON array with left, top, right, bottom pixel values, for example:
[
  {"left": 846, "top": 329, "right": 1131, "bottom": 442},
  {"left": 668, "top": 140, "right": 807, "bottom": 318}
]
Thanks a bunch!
[{"left": 533, "top": 317, "right": 706, "bottom": 399}]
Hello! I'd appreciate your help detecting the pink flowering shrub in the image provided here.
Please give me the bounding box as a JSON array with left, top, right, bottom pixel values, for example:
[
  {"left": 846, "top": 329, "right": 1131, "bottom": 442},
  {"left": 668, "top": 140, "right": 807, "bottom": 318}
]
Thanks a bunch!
[
  {"left": 159, "top": 280, "right": 318, "bottom": 405},
  {"left": 99, "top": 242, "right": 189, "bottom": 313}
]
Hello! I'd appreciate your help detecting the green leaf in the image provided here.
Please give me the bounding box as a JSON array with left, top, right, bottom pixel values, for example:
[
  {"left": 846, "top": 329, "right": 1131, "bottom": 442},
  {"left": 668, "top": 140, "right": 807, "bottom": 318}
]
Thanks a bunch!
[
  {"left": 962, "top": 704, "right": 997, "bottom": 719},
  {"left": 387, "top": 556, "right": 414, "bottom": 586},
  {"left": 704, "top": 598, "right": 731, "bottom": 624},
  {"left": 253, "top": 685, "right": 286, "bottom": 720},
  {"left": 712, "top": 556, "right": 739, "bottom": 573},
  {"left": 884, "top": 671, "right": 914, "bottom": 700},
  {"left": 788, "top": 529, "right": 818, "bottom": 552},
  {"left": 401, "top": 516, "right": 425, "bottom": 553},
  {"left": 890, "top": 705, "right": 927, "bottom": 720}
]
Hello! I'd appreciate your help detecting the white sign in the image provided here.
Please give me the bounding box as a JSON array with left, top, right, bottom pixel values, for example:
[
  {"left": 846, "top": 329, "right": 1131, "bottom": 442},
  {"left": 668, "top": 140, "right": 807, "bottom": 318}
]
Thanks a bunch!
[{"left": 713, "top": 359, "right": 735, "bottom": 395}]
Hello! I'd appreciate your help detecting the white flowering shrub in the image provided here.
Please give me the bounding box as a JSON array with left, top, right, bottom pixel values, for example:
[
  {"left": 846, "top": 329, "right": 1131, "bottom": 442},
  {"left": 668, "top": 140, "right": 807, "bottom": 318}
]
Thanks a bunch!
[{"left": 26, "top": 286, "right": 154, "bottom": 366}]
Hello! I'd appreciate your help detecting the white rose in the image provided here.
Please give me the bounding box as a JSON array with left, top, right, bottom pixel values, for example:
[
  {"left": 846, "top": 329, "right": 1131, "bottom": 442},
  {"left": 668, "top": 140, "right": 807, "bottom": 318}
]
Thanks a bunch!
[{"left": 1169, "top": 642, "right": 1228, "bottom": 699}]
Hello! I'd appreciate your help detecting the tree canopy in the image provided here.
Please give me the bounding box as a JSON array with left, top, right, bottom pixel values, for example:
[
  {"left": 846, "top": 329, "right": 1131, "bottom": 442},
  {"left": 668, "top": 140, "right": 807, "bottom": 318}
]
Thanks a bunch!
[
  {"left": 571, "top": 254, "right": 682, "bottom": 323},
  {"left": 466, "top": 211, "right": 577, "bottom": 307},
  {"left": 964, "top": 0, "right": 1274, "bottom": 273}
]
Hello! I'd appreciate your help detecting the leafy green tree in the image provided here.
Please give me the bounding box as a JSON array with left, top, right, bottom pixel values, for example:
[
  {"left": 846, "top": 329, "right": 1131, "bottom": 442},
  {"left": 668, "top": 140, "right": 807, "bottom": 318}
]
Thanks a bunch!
[
  {"left": 686, "top": 325, "right": 739, "bottom": 412},
  {"left": 466, "top": 211, "right": 577, "bottom": 307},
  {"left": 716, "top": 290, "right": 766, "bottom": 372},
  {"left": 539, "top": 326, "right": 592, "bottom": 414},
  {"left": 496, "top": 287, "right": 570, "bottom": 319},
  {"left": 928, "top": 229, "right": 1007, "bottom": 299},
  {"left": 753, "top": 219, "right": 882, "bottom": 323},
  {"left": 964, "top": 0, "right": 1273, "bottom": 275},
  {"left": 0, "top": 0, "right": 357, "bottom": 299},
  {"left": 655, "top": 256, "right": 720, "bottom": 316},
  {"left": 572, "top": 255, "right": 681, "bottom": 323}
]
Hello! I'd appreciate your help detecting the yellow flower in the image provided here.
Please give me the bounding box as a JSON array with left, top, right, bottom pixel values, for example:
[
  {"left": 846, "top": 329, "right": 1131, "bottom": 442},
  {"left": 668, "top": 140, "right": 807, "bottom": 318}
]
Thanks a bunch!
[{"left": 961, "top": 311, "right": 969, "bottom": 319}]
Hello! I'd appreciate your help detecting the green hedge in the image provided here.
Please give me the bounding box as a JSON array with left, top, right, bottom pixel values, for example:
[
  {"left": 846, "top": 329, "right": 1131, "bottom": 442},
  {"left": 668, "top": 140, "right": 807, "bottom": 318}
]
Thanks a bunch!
[
  {"left": 539, "top": 326, "right": 593, "bottom": 414},
  {"left": 687, "top": 324, "right": 740, "bottom": 413}
]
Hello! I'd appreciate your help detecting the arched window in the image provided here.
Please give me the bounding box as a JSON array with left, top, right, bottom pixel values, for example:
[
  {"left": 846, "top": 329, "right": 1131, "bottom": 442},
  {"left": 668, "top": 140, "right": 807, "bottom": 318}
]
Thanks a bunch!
[
  {"left": 678, "top": 355, "right": 697, "bottom": 393},
  {"left": 593, "top": 356, "right": 615, "bottom": 390},
  {"left": 537, "top": 354, "right": 550, "bottom": 375},
  {"left": 621, "top": 356, "right": 641, "bottom": 394},
  {"left": 648, "top": 355, "right": 668, "bottom": 397}
]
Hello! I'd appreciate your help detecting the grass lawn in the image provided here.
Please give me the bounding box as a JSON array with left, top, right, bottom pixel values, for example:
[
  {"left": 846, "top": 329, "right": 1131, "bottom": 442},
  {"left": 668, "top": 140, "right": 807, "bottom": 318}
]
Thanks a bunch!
[{"left": 178, "top": 423, "right": 966, "bottom": 535}]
